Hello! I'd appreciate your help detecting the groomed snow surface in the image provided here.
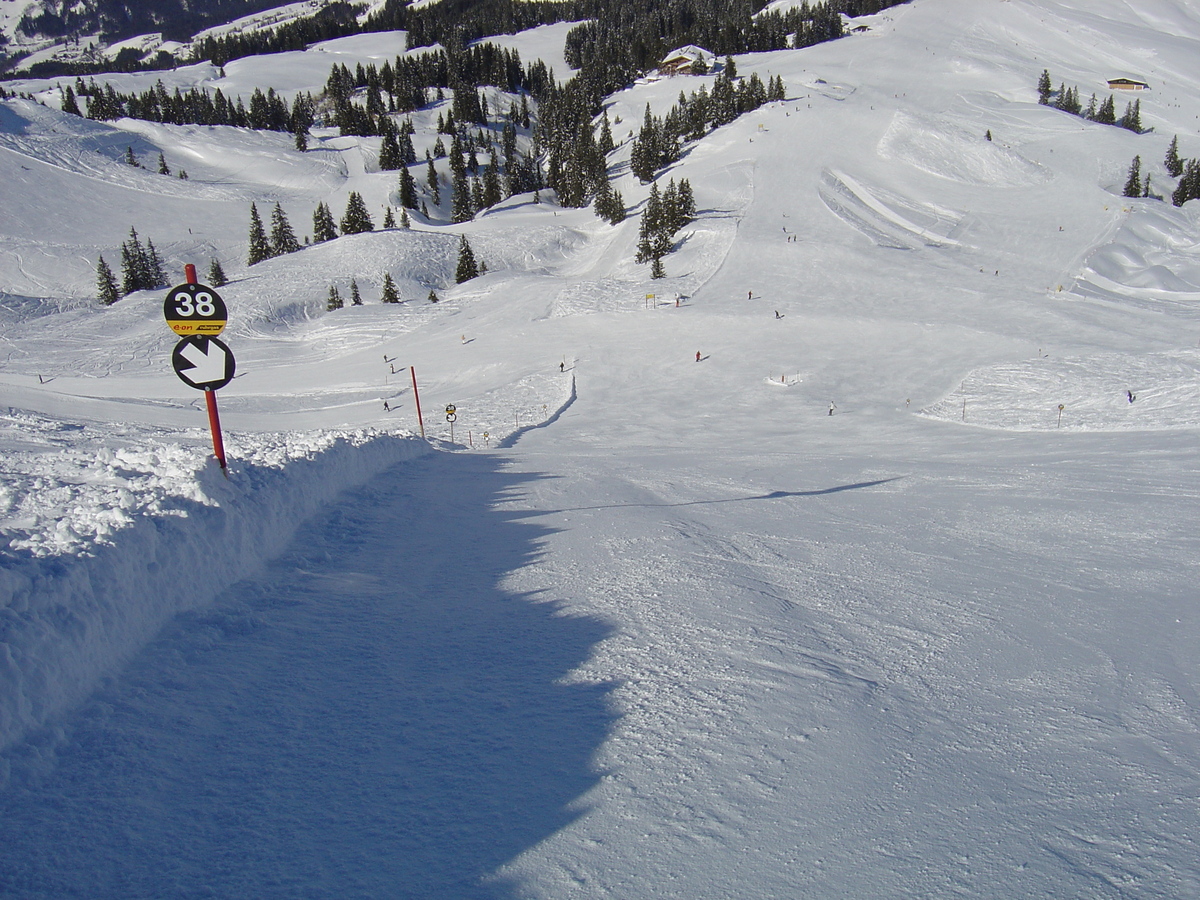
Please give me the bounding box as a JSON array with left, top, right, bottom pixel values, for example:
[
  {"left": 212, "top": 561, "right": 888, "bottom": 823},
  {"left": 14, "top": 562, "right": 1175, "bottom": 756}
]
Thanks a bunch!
[{"left": 2, "top": 0, "right": 1200, "bottom": 896}]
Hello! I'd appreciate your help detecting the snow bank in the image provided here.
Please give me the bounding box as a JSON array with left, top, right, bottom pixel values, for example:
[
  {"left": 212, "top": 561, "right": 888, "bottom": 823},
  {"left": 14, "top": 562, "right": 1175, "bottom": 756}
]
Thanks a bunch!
[
  {"left": 1069, "top": 204, "right": 1200, "bottom": 314},
  {"left": 0, "top": 420, "right": 429, "bottom": 754}
]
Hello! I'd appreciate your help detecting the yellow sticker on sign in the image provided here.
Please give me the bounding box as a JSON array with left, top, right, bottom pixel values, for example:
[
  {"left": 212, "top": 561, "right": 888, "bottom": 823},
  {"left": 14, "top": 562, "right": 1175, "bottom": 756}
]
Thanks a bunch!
[{"left": 167, "top": 319, "right": 227, "bottom": 336}]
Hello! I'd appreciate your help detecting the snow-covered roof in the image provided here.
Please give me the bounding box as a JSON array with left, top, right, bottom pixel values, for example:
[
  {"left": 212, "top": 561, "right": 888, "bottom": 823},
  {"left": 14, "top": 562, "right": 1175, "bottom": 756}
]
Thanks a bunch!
[{"left": 660, "top": 45, "right": 711, "bottom": 66}]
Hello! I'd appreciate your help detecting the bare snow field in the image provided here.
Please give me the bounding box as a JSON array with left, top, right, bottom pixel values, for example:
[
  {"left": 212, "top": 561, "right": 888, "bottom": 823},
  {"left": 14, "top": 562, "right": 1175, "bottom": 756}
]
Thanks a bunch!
[{"left": 2, "top": 0, "right": 1200, "bottom": 897}]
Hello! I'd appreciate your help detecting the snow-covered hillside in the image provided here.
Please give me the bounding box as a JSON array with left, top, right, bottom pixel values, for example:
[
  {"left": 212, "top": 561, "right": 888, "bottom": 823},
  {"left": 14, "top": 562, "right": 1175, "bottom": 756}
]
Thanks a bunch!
[{"left": 2, "top": 1, "right": 1200, "bottom": 897}]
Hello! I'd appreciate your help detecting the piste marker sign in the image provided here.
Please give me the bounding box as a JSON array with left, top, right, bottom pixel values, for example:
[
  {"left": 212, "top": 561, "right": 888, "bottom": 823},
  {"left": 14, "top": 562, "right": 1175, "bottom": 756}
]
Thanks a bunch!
[
  {"left": 172, "top": 335, "right": 235, "bottom": 391},
  {"left": 163, "top": 283, "right": 227, "bottom": 336},
  {"left": 164, "top": 267, "right": 233, "bottom": 474}
]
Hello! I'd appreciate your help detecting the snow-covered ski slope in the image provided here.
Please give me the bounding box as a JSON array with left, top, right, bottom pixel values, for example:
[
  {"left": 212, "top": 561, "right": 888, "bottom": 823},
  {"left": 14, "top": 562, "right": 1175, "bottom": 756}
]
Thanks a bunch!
[{"left": 2, "top": 1, "right": 1200, "bottom": 896}]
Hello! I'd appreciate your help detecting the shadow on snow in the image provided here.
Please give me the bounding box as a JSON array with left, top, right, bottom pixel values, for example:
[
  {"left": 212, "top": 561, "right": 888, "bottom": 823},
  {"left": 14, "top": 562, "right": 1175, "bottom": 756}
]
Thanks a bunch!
[
  {"left": 0, "top": 450, "right": 615, "bottom": 899},
  {"left": 541, "top": 477, "right": 902, "bottom": 513}
]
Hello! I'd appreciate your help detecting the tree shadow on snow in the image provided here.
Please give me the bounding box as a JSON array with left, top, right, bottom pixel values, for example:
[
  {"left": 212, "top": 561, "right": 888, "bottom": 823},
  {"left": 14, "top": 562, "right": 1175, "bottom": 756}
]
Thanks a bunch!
[{"left": 0, "top": 451, "right": 614, "bottom": 899}]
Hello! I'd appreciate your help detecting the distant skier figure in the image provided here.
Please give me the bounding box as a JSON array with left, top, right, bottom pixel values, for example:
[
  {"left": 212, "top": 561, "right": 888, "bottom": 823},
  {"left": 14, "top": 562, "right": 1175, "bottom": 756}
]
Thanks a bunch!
[
  {"left": 1127, "top": 390, "right": 1136, "bottom": 403},
  {"left": 696, "top": 351, "right": 702, "bottom": 362},
  {"left": 747, "top": 290, "right": 752, "bottom": 300},
  {"left": 775, "top": 310, "right": 782, "bottom": 319},
  {"left": 560, "top": 361, "right": 565, "bottom": 372},
  {"left": 383, "top": 400, "right": 390, "bottom": 411},
  {"left": 828, "top": 402, "right": 836, "bottom": 416}
]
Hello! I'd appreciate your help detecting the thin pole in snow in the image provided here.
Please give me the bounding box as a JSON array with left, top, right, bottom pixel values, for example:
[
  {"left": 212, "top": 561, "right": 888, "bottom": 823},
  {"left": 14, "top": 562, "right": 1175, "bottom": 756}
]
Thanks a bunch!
[
  {"left": 205, "top": 388, "right": 228, "bottom": 475},
  {"left": 410, "top": 365, "right": 425, "bottom": 438}
]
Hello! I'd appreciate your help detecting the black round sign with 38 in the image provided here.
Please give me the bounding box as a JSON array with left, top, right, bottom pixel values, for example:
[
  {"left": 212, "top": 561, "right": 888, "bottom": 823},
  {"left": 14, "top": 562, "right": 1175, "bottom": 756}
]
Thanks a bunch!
[{"left": 163, "top": 283, "right": 227, "bottom": 336}]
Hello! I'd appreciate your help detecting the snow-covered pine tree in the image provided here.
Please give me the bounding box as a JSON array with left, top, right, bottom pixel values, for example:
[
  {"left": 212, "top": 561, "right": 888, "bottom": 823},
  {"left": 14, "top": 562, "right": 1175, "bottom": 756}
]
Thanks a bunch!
[
  {"left": 1037, "top": 69, "right": 1052, "bottom": 104},
  {"left": 208, "top": 257, "right": 227, "bottom": 286},
  {"left": 145, "top": 239, "right": 166, "bottom": 288},
  {"left": 426, "top": 156, "right": 441, "bottom": 204},
  {"left": 636, "top": 183, "right": 673, "bottom": 267},
  {"left": 378, "top": 119, "right": 402, "bottom": 170},
  {"left": 381, "top": 272, "right": 400, "bottom": 303},
  {"left": 119, "top": 233, "right": 140, "bottom": 295},
  {"left": 247, "top": 202, "right": 273, "bottom": 264},
  {"left": 593, "top": 180, "right": 618, "bottom": 224},
  {"left": 1096, "top": 95, "right": 1116, "bottom": 125},
  {"left": 270, "top": 202, "right": 301, "bottom": 255},
  {"left": 60, "top": 85, "right": 81, "bottom": 116},
  {"left": 1120, "top": 99, "right": 1142, "bottom": 133},
  {"left": 598, "top": 110, "right": 615, "bottom": 155},
  {"left": 1172, "top": 159, "right": 1200, "bottom": 207},
  {"left": 1123, "top": 156, "right": 1142, "bottom": 198},
  {"left": 482, "top": 152, "right": 503, "bottom": 208},
  {"left": 96, "top": 256, "right": 119, "bottom": 305},
  {"left": 678, "top": 177, "right": 696, "bottom": 224},
  {"left": 451, "top": 170, "right": 474, "bottom": 223},
  {"left": 327, "top": 285, "right": 343, "bottom": 310},
  {"left": 662, "top": 179, "right": 682, "bottom": 234},
  {"left": 350, "top": 278, "right": 363, "bottom": 305},
  {"left": 398, "top": 166, "right": 418, "bottom": 209},
  {"left": 1166, "top": 135, "right": 1184, "bottom": 178},
  {"left": 399, "top": 129, "right": 416, "bottom": 165},
  {"left": 630, "top": 105, "right": 660, "bottom": 183},
  {"left": 119, "top": 227, "right": 153, "bottom": 294},
  {"left": 340, "top": 191, "right": 374, "bottom": 234},
  {"left": 456, "top": 234, "right": 479, "bottom": 282},
  {"left": 313, "top": 201, "right": 337, "bottom": 243}
]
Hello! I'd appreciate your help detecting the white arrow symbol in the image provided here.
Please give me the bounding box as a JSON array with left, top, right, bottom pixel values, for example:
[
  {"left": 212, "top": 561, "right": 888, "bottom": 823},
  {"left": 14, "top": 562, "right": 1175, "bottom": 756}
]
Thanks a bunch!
[{"left": 179, "top": 339, "right": 229, "bottom": 384}]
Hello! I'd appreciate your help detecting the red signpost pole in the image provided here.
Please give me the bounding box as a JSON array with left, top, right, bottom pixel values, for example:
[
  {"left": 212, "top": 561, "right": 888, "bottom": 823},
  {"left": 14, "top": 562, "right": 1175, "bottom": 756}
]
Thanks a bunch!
[
  {"left": 205, "top": 388, "right": 228, "bottom": 474},
  {"left": 184, "top": 263, "right": 198, "bottom": 285},
  {"left": 410, "top": 365, "right": 426, "bottom": 438}
]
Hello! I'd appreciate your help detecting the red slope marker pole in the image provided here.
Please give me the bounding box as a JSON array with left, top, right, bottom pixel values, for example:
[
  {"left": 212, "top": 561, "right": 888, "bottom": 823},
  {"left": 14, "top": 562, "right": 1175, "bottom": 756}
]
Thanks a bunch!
[
  {"left": 185, "top": 263, "right": 198, "bottom": 285},
  {"left": 410, "top": 365, "right": 426, "bottom": 438},
  {"left": 205, "top": 387, "right": 228, "bottom": 474}
]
